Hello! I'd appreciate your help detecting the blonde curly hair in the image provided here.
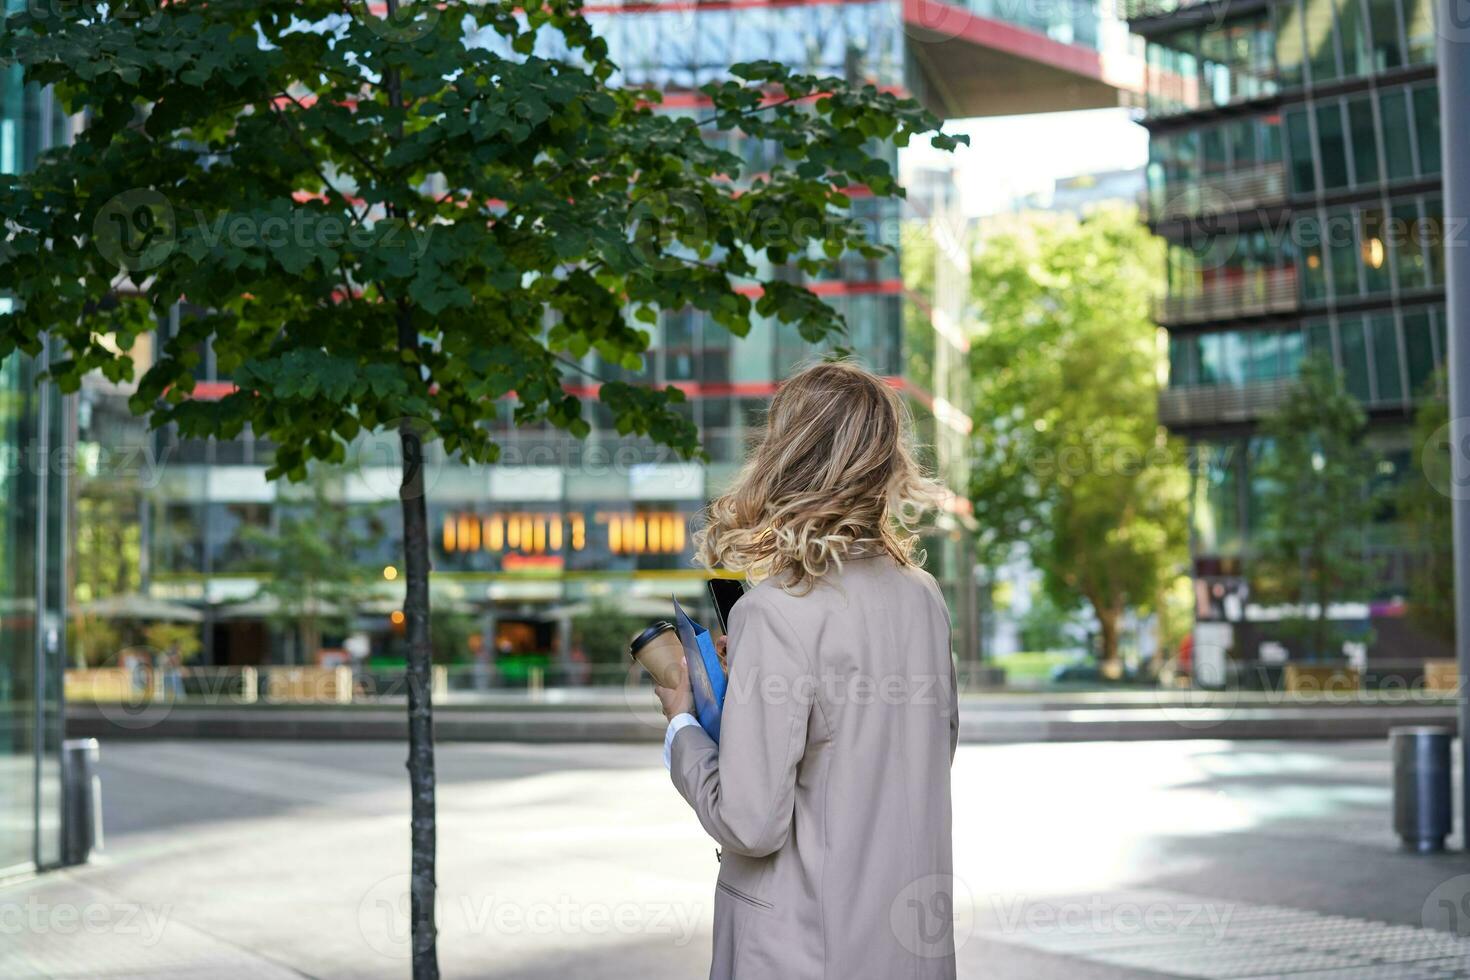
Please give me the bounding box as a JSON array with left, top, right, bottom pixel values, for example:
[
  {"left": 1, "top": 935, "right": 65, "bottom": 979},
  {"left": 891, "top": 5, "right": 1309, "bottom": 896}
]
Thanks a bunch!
[{"left": 694, "top": 359, "right": 944, "bottom": 594}]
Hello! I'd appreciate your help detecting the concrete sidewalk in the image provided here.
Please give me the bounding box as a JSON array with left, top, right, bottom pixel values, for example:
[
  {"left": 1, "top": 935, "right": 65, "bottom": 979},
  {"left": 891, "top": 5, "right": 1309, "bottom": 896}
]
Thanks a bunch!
[{"left": 7, "top": 738, "right": 1470, "bottom": 979}]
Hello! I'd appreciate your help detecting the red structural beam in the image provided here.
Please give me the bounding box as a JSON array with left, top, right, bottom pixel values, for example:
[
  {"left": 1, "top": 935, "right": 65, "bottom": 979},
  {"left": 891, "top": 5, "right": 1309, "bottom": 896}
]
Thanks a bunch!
[{"left": 902, "top": 0, "right": 1106, "bottom": 82}]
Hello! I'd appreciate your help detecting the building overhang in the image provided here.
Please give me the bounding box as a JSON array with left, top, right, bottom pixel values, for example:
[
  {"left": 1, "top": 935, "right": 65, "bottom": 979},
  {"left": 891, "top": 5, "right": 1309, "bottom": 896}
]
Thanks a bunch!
[{"left": 903, "top": 0, "right": 1142, "bottom": 119}]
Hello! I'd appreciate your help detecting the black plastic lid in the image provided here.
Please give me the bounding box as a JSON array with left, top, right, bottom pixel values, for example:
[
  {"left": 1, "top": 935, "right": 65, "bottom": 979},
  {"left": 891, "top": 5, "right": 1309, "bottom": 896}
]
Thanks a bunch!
[{"left": 629, "top": 620, "right": 675, "bottom": 659}]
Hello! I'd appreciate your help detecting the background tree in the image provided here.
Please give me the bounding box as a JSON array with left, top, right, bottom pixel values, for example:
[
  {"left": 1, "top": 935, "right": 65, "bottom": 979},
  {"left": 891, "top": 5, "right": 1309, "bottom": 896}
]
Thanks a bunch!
[
  {"left": 1251, "top": 355, "right": 1382, "bottom": 659},
  {"left": 967, "top": 206, "right": 1187, "bottom": 668},
  {"left": 572, "top": 598, "right": 656, "bottom": 673},
  {"left": 236, "top": 467, "right": 381, "bottom": 663},
  {"left": 1399, "top": 370, "right": 1454, "bottom": 644},
  {"left": 141, "top": 620, "right": 204, "bottom": 662},
  {"left": 1016, "top": 585, "right": 1085, "bottom": 654},
  {"left": 0, "top": 2, "right": 960, "bottom": 974}
]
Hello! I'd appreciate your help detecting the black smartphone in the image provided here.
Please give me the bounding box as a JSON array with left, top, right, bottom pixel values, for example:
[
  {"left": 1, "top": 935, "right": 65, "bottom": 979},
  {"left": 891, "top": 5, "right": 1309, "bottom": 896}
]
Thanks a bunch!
[{"left": 707, "top": 578, "right": 746, "bottom": 635}]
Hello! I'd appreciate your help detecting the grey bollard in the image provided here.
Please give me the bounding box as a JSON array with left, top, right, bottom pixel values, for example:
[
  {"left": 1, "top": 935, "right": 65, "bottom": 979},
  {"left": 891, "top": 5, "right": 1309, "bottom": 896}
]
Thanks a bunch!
[
  {"left": 62, "top": 738, "right": 102, "bottom": 866},
  {"left": 1391, "top": 726, "right": 1452, "bottom": 854}
]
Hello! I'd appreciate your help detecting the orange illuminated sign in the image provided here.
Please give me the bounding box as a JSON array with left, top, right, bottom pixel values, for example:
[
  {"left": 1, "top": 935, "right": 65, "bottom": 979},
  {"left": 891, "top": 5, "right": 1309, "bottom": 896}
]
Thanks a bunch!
[{"left": 441, "top": 510, "right": 690, "bottom": 556}]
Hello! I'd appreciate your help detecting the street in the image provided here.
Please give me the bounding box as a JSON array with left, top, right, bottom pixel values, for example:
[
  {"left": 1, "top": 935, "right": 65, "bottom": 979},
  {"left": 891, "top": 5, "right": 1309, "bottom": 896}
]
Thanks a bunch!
[{"left": 6, "top": 738, "right": 1470, "bottom": 979}]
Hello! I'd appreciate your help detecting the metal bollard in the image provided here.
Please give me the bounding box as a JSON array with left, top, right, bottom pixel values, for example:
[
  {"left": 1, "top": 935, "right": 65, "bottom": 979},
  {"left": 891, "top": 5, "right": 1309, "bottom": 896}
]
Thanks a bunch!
[
  {"left": 62, "top": 738, "right": 103, "bottom": 866},
  {"left": 1391, "top": 726, "right": 1452, "bottom": 854}
]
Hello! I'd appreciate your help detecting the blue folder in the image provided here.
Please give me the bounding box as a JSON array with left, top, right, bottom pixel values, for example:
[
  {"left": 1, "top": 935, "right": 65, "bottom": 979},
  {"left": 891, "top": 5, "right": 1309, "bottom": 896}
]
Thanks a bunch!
[{"left": 673, "top": 597, "right": 726, "bottom": 743}]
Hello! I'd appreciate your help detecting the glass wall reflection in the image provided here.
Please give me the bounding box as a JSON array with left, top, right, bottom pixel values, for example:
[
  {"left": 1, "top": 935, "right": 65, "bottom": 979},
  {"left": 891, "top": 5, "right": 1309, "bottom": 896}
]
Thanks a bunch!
[{"left": 0, "top": 347, "right": 65, "bottom": 877}]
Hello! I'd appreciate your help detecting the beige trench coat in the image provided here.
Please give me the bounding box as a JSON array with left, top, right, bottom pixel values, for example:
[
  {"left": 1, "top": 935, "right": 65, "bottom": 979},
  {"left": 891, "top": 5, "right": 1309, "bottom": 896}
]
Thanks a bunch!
[{"left": 670, "top": 554, "right": 960, "bottom": 980}]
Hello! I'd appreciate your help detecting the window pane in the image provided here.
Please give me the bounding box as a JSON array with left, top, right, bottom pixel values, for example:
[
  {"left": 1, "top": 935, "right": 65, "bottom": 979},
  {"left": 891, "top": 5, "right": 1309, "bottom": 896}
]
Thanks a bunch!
[
  {"left": 1317, "top": 102, "right": 1350, "bottom": 189},
  {"left": 1392, "top": 200, "right": 1428, "bottom": 290},
  {"left": 1366, "top": 0, "right": 1404, "bottom": 68},
  {"left": 1286, "top": 107, "right": 1317, "bottom": 193},
  {"left": 1379, "top": 89, "right": 1414, "bottom": 180},
  {"left": 1339, "top": 316, "right": 1371, "bottom": 400},
  {"left": 1261, "top": 115, "right": 1284, "bottom": 163},
  {"left": 1282, "top": 326, "right": 1306, "bottom": 376},
  {"left": 1199, "top": 332, "right": 1224, "bottom": 384},
  {"left": 1328, "top": 208, "right": 1361, "bottom": 298},
  {"left": 1170, "top": 335, "right": 1198, "bottom": 386},
  {"left": 1193, "top": 438, "right": 1243, "bottom": 555},
  {"left": 1413, "top": 84, "right": 1441, "bottom": 175},
  {"left": 1347, "top": 96, "right": 1379, "bottom": 185},
  {"left": 1201, "top": 333, "right": 1246, "bottom": 385},
  {"left": 1337, "top": 0, "right": 1371, "bottom": 76},
  {"left": 1202, "top": 126, "right": 1227, "bottom": 176},
  {"left": 1306, "top": 318, "right": 1334, "bottom": 361},
  {"left": 1402, "top": 309, "right": 1435, "bottom": 394},
  {"left": 1247, "top": 329, "right": 1283, "bottom": 380},
  {"left": 1227, "top": 118, "right": 1257, "bottom": 168},
  {"left": 1423, "top": 194, "right": 1445, "bottom": 284},
  {"left": 1304, "top": 0, "right": 1342, "bottom": 81},
  {"left": 1250, "top": 16, "right": 1278, "bottom": 97},
  {"left": 1401, "top": 0, "right": 1436, "bottom": 62},
  {"left": 1369, "top": 314, "right": 1402, "bottom": 401},
  {"left": 1435, "top": 306, "right": 1448, "bottom": 372},
  {"left": 1200, "top": 25, "right": 1232, "bottom": 106},
  {"left": 1360, "top": 207, "right": 1390, "bottom": 294},
  {"left": 1277, "top": 0, "right": 1309, "bottom": 86},
  {"left": 1295, "top": 213, "right": 1328, "bottom": 300},
  {"left": 1219, "top": 332, "right": 1247, "bottom": 385}
]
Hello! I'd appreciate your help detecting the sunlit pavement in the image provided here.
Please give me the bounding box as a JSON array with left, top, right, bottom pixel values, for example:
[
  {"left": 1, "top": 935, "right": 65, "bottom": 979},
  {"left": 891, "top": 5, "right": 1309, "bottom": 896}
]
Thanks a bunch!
[{"left": 6, "top": 739, "right": 1470, "bottom": 979}]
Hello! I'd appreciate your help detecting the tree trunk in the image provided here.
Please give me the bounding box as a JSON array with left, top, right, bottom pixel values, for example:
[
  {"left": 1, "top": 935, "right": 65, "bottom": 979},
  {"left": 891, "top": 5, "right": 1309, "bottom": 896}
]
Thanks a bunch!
[
  {"left": 1096, "top": 604, "right": 1122, "bottom": 669},
  {"left": 379, "top": 4, "right": 438, "bottom": 974},
  {"left": 399, "top": 410, "right": 439, "bottom": 980}
]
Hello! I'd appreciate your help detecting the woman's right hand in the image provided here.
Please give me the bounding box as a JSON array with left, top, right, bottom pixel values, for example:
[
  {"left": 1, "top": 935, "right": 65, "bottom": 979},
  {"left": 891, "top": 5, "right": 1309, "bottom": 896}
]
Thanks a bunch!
[{"left": 716, "top": 635, "right": 728, "bottom": 672}]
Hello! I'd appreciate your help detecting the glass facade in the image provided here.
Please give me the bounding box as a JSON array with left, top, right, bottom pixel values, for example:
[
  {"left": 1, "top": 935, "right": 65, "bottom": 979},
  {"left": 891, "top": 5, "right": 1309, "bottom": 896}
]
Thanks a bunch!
[
  {"left": 1168, "top": 299, "right": 1447, "bottom": 403},
  {"left": 1144, "top": 0, "right": 1436, "bottom": 114},
  {"left": 1132, "top": 0, "right": 1443, "bottom": 616},
  {"left": 84, "top": 0, "right": 989, "bottom": 666},
  {"left": 0, "top": 348, "right": 66, "bottom": 877},
  {"left": 0, "top": 27, "right": 67, "bottom": 876}
]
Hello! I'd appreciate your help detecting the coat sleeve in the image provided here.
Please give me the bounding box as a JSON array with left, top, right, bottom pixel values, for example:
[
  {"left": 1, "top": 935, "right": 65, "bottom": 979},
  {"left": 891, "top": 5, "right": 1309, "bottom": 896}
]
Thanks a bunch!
[
  {"left": 668, "top": 594, "right": 812, "bottom": 858},
  {"left": 949, "top": 657, "right": 960, "bottom": 764}
]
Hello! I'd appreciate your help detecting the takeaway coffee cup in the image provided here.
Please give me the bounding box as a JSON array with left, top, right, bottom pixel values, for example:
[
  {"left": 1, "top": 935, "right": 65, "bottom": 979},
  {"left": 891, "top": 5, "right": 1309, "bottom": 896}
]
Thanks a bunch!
[{"left": 629, "top": 620, "right": 684, "bottom": 688}]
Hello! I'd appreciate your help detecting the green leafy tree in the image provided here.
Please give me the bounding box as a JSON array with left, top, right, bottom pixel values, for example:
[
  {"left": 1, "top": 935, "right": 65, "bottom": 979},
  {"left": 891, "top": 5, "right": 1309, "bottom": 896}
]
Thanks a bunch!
[
  {"left": 968, "top": 207, "right": 1187, "bottom": 667},
  {"left": 572, "top": 599, "right": 656, "bottom": 673},
  {"left": 1017, "top": 585, "right": 1084, "bottom": 654},
  {"left": 0, "top": 2, "right": 960, "bottom": 972},
  {"left": 1251, "top": 355, "right": 1382, "bottom": 658},
  {"left": 1398, "top": 370, "right": 1452, "bottom": 643},
  {"left": 141, "top": 621, "right": 203, "bottom": 662},
  {"left": 236, "top": 467, "right": 382, "bottom": 663}
]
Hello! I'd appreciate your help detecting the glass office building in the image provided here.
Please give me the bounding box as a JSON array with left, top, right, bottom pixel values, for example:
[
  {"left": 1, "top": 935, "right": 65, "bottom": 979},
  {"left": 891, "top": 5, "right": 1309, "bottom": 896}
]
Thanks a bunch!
[
  {"left": 0, "top": 44, "right": 68, "bottom": 877},
  {"left": 0, "top": 351, "right": 66, "bottom": 878},
  {"left": 1129, "top": 0, "right": 1446, "bottom": 654},
  {"left": 76, "top": 0, "right": 1143, "bottom": 673}
]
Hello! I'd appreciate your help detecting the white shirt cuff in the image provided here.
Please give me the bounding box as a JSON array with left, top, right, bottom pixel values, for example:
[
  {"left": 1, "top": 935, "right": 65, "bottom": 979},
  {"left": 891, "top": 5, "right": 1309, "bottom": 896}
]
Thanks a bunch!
[{"left": 663, "top": 713, "right": 700, "bottom": 769}]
